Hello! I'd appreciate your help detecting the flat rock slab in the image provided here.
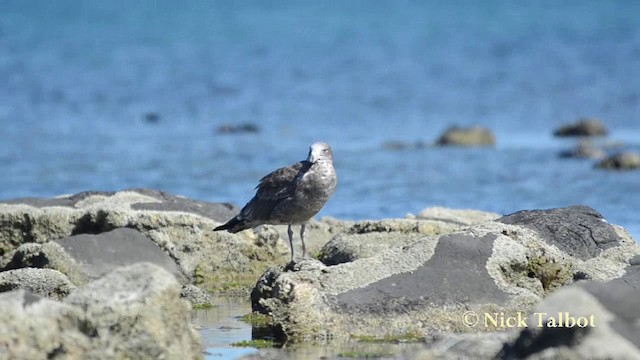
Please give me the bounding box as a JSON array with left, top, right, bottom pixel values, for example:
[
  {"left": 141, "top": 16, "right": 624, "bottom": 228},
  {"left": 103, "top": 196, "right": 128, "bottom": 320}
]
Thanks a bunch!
[
  {"left": 498, "top": 205, "right": 621, "bottom": 260},
  {"left": 336, "top": 234, "right": 509, "bottom": 313},
  {"left": 55, "top": 227, "right": 183, "bottom": 281}
]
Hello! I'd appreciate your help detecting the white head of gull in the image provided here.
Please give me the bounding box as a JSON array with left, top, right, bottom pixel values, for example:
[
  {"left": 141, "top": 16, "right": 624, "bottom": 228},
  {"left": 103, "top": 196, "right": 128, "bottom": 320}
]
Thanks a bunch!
[{"left": 214, "top": 142, "right": 337, "bottom": 261}]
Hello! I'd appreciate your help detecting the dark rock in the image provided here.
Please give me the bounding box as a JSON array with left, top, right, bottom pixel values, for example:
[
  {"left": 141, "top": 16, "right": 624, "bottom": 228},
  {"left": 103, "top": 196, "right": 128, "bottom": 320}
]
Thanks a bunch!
[
  {"left": 54, "top": 227, "right": 184, "bottom": 281},
  {"left": 553, "top": 118, "right": 608, "bottom": 137},
  {"left": 596, "top": 151, "right": 640, "bottom": 170},
  {"left": 336, "top": 234, "right": 509, "bottom": 313},
  {"left": 142, "top": 112, "right": 161, "bottom": 124},
  {"left": 435, "top": 125, "right": 496, "bottom": 147},
  {"left": 498, "top": 205, "right": 621, "bottom": 260}
]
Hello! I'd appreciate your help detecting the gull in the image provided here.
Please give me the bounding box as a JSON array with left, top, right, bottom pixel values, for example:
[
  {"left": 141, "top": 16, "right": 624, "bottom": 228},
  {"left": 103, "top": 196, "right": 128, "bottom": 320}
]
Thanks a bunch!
[{"left": 214, "top": 142, "right": 337, "bottom": 261}]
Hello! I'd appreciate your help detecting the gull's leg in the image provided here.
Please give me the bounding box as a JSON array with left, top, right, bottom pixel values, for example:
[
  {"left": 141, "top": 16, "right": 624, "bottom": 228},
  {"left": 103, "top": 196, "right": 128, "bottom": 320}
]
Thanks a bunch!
[
  {"left": 300, "top": 223, "right": 307, "bottom": 258},
  {"left": 287, "top": 224, "right": 294, "bottom": 261}
]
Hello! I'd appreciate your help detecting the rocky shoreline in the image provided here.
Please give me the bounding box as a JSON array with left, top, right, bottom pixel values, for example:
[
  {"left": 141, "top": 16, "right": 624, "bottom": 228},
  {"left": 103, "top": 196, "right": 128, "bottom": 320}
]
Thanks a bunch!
[{"left": 1, "top": 189, "right": 639, "bottom": 359}]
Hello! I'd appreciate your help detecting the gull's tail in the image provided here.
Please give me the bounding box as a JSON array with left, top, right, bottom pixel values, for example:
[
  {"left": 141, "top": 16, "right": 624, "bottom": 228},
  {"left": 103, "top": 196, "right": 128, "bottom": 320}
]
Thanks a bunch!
[{"left": 213, "top": 216, "right": 252, "bottom": 233}]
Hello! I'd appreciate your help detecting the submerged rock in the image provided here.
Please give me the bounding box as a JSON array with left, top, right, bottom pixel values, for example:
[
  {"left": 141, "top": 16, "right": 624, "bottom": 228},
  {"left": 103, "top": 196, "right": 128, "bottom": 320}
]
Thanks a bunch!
[
  {"left": 251, "top": 206, "right": 639, "bottom": 342},
  {"left": 553, "top": 118, "right": 608, "bottom": 137},
  {"left": 382, "top": 140, "right": 430, "bottom": 150},
  {"left": 216, "top": 122, "right": 260, "bottom": 134},
  {"left": 435, "top": 125, "right": 496, "bottom": 147},
  {"left": 0, "top": 263, "right": 202, "bottom": 359},
  {"left": 142, "top": 111, "right": 161, "bottom": 124}
]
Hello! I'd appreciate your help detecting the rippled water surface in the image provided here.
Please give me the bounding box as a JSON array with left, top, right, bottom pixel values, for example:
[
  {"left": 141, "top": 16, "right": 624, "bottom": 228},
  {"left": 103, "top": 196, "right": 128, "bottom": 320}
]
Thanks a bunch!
[
  {"left": 2, "top": 1, "right": 640, "bottom": 358},
  {"left": 2, "top": 1, "right": 639, "bottom": 238}
]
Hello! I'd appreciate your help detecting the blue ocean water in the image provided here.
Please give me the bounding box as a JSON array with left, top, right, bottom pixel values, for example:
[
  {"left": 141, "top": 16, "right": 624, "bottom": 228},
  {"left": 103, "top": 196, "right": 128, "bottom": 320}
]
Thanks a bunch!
[{"left": 1, "top": 1, "right": 639, "bottom": 238}]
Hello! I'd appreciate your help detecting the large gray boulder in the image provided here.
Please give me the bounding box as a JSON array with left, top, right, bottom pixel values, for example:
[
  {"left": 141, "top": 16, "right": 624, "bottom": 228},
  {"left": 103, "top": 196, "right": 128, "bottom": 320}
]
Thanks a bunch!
[
  {"left": 0, "top": 189, "right": 289, "bottom": 292},
  {"left": 0, "top": 263, "right": 202, "bottom": 359},
  {"left": 251, "top": 206, "right": 640, "bottom": 341},
  {"left": 497, "top": 205, "right": 621, "bottom": 260}
]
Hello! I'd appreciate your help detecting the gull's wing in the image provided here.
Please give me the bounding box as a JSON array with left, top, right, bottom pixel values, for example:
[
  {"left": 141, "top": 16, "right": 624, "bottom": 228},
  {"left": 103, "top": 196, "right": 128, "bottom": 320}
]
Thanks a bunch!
[
  {"left": 235, "top": 160, "right": 311, "bottom": 222},
  {"left": 255, "top": 161, "right": 309, "bottom": 200}
]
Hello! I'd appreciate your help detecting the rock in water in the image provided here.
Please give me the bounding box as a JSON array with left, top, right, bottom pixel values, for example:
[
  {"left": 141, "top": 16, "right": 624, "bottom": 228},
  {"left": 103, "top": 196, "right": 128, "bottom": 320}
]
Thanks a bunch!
[
  {"left": 435, "top": 125, "right": 496, "bottom": 146},
  {"left": 596, "top": 151, "right": 640, "bottom": 170},
  {"left": 553, "top": 118, "right": 608, "bottom": 137}
]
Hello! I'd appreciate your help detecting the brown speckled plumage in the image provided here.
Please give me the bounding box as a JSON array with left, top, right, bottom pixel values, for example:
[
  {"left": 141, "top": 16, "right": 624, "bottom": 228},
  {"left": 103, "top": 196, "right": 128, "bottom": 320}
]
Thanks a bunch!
[{"left": 214, "top": 142, "right": 337, "bottom": 260}]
